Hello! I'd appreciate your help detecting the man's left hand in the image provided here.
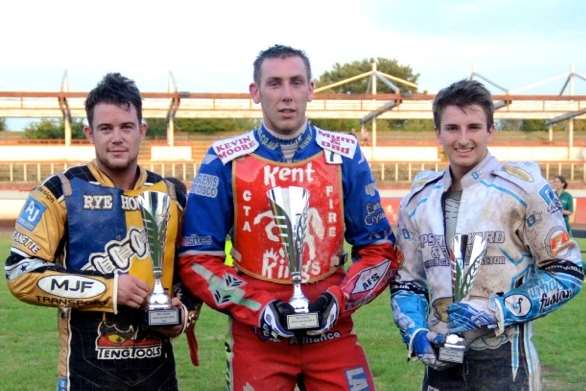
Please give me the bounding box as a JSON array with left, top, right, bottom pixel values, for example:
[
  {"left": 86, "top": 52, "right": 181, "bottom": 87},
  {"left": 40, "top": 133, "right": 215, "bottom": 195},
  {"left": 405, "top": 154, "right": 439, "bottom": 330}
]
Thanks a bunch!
[
  {"left": 447, "top": 302, "right": 496, "bottom": 334},
  {"left": 306, "top": 292, "right": 339, "bottom": 336},
  {"left": 151, "top": 297, "right": 186, "bottom": 338}
]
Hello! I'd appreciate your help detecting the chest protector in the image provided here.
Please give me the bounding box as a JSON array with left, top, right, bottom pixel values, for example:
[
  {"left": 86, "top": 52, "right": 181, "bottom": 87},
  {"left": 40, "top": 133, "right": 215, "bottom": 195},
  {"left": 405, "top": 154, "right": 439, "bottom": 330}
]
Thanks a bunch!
[
  {"left": 233, "top": 152, "right": 345, "bottom": 284},
  {"left": 66, "top": 178, "right": 127, "bottom": 272},
  {"left": 64, "top": 177, "right": 176, "bottom": 290}
]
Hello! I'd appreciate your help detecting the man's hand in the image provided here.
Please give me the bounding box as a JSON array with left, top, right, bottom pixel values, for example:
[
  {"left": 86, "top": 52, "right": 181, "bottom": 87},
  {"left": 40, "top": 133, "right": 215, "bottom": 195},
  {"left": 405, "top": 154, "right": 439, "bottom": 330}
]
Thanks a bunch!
[
  {"left": 447, "top": 302, "right": 497, "bottom": 334},
  {"left": 410, "top": 329, "right": 452, "bottom": 370},
  {"left": 117, "top": 274, "right": 150, "bottom": 309},
  {"left": 259, "top": 300, "right": 295, "bottom": 341},
  {"left": 306, "top": 292, "right": 339, "bottom": 336}
]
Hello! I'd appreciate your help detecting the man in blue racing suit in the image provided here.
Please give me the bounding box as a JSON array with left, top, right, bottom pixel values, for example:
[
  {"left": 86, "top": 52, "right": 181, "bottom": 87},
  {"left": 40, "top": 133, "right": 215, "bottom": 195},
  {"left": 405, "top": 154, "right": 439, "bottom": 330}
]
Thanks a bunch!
[{"left": 179, "top": 44, "right": 403, "bottom": 390}]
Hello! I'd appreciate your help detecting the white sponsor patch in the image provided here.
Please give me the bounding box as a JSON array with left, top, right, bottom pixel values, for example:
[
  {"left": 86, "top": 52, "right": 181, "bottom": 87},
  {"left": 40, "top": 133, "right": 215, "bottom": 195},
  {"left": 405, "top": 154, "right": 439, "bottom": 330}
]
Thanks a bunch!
[
  {"left": 324, "top": 150, "right": 343, "bottom": 164},
  {"left": 191, "top": 173, "right": 219, "bottom": 198},
  {"left": 345, "top": 367, "right": 370, "bottom": 391},
  {"left": 504, "top": 294, "right": 532, "bottom": 317},
  {"left": 351, "top": 261, "right": 390, "bottom": 294},
  {"left": 38, "top": 275, "right": 106, "bottom": 299},
  {"left": 316, "top": 128, "right": 357, "bottom": 159},
  {"left": 212, "top": 131, "right": 259, "bottom": 164}
]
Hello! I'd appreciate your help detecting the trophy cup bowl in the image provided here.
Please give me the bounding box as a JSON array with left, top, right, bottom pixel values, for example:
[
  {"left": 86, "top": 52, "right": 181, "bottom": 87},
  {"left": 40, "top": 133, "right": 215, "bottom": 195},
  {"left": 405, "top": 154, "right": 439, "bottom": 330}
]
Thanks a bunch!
[
  {"left": 267, "top": 186, "right": 319, "bottom": 330},
  {"left": 438, "top": 234, "right": 487, "bottom": 363},
  {"left": 138, "top": 191, "right": 180, "bottom": 327}
]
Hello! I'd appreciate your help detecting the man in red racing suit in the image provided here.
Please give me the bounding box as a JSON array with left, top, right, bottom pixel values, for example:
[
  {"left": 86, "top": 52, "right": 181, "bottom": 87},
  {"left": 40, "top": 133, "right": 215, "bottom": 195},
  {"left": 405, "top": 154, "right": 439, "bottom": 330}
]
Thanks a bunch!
[{"left": 178, "top": 45, "right": 403, "bottom": 390}]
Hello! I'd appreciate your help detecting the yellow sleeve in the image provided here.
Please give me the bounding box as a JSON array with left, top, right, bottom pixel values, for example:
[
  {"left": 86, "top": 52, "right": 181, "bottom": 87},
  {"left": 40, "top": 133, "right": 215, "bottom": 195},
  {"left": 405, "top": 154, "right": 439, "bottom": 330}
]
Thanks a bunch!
[{"left": 5, "top": 182, "right": 117, "bottom": 313}]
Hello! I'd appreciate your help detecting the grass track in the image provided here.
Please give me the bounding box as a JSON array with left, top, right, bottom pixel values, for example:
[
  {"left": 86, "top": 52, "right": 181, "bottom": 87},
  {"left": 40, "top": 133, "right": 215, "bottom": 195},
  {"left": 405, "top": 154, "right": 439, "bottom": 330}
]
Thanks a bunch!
[{"left": 1, "top": 234, "right": 584, "bottom": 390}]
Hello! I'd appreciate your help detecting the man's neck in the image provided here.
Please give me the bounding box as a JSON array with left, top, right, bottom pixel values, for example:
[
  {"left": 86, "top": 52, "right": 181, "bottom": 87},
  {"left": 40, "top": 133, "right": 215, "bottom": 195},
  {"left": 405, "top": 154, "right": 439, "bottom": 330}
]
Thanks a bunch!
[
  {"left": 448, "top": 167, "right": 463, "bottom": 191},
  {"left": 97, "top": 162, "right": 139, "bottom": 190},
  {"left": 263, "top": 120, "right": 307, "bottom": 140}
]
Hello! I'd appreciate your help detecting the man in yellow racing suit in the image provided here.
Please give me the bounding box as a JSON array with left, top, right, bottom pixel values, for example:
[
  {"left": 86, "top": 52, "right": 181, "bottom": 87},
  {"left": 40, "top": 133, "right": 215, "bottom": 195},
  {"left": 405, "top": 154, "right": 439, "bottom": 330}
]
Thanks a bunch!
[{"left": 5, "top": 73, "right": 196, "bottom": 390}]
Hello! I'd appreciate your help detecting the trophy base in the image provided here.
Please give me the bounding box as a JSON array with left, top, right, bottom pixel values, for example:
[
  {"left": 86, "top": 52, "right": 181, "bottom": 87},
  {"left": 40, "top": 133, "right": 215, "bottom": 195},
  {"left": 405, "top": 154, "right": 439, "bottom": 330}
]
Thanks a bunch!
[
  {"left": 286, "top": 312, "right": 319, "bottom": 330},
  {"left": 438, "top": 334, "right": 466, "bottom": 363},
  {"left": 147, "top": 308, "right": 180, "bottom": 327}
]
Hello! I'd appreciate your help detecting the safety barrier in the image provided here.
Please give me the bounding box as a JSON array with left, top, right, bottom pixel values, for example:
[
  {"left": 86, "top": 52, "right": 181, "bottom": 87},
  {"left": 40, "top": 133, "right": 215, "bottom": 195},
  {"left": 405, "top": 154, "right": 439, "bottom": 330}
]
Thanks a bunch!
[{"left": 2, "top": 160, "right": 585, "bottom": 184}]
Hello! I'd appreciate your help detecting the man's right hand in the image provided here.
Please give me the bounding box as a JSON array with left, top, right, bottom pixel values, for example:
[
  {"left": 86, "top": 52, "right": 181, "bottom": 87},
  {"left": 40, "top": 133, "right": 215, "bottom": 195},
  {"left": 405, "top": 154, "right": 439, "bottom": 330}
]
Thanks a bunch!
[
  {"left": 259, "top": 300, "right": 295, "bottom": 341},
  {"left": 117, "top": 274, "right": 150, "bottom": 309}
]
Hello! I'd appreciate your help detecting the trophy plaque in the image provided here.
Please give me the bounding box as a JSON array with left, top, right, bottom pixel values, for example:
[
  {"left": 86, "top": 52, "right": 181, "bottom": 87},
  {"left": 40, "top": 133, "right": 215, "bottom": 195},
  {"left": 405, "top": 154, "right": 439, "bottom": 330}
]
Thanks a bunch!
[
  {"left": 267, "top": 186, "right": 319, "bottom": 330},
  {"left": 138, "top": 191, "right": 180, "bottom": 327},
  {"left": 438, "top": 234, "right": 487, "bottom": 363}
]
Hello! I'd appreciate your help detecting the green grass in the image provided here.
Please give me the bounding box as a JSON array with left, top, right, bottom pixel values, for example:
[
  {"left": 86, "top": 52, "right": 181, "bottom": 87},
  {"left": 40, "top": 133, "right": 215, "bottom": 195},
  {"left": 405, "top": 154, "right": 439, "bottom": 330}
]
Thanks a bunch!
[{"left": 1, "top": 233, "right": 584, "bottom": 390}]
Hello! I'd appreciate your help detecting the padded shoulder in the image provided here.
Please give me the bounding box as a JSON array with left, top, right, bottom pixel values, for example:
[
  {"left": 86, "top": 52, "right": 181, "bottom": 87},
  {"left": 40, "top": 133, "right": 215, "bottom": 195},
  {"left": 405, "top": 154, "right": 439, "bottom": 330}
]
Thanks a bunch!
[
  {"left": 315, "top": 127, "right": 358, "bottom": 159},
  {"left": 492, "top": 161, "right": 543, "bottom": 192},
  {"left": 403, "top": 170, "right": 444, "bottom": 206},
  {"left": 211, "top": 131, "right": 259, "bottom": 164}
]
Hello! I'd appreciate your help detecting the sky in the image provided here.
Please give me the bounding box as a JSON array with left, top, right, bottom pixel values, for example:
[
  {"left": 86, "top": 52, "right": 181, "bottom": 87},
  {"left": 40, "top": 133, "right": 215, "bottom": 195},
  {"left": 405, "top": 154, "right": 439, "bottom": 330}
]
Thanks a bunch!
[{"left": 1, "top": 0, "right": 585, "bottom": 96}]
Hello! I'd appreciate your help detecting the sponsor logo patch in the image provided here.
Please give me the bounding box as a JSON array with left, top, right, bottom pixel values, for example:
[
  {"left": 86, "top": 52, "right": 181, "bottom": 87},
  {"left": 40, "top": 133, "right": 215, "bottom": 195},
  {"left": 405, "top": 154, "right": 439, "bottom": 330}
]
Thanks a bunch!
[
  {"left": 539, "top": 289, "right": 573, "bottom": 313},
  {"left": 12, "top": 231, "right": 41, "bottom": 254},
  {"left": 95, "top": 320, "right": 162, "bottom": 360},
  {"left": 351, "top": 261, "right": 390, "bottom": 294},
  {"left": 212, "top": 131, "right": 258, "bottom": 164},
  {"left": 37, "top": 275, "right": 106, "bottom": 299},
  {"left": 181, "top": 234, "right": 213, "bottom": 247},
  {"left": 316, "top": 128, "right": 358, "bottom": 159},
  {"left": 292, "top": 331, "right": 342, "bottom": 345},
  {"left": 538, "top": 184, "right": 562, "bottom": 214},
  {"left": 345, "top": 366, "right": 370, "bottom": 391},
  {"left": 17, "top": 198, "right": 46, "bottom": 231},
  {"left": 263, "top": 162, "right": 315, "bottom": 188},
  {"left": 85, "top": 228, "right": 148, "bottom": 274},
  {"left": 120, "top": 195, "right": 141, "bottom": 211},
  {"left": 503, "top": 164, "right": 534, "bottom": 182},
  {"left": 191, "top": 173, "right": 219, "bottom": 198},
  {"left": 545, "top": 227, "right": 572, "bottom": 257},
  {"left": 504, "top": 294, "right": 532, "bottom": 317},
  {"left": 364, "top": 202, "right": 386, "bottom": 226},
  {"left": 526, "top": 212, "right": 543, "bottom": 228},
  {"left": 83, "top": 194, "right": 113, "bottom": 210}
]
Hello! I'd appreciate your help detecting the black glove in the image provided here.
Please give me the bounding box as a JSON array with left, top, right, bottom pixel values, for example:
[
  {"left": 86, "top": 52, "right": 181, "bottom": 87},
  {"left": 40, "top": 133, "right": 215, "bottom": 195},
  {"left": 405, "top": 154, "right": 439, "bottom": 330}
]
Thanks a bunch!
[
  {"left": 307, "top": 292, "right": 339, "bottom": 336},
  {"left": 259, "top": 300, "right": 295, "bottom": 341}
]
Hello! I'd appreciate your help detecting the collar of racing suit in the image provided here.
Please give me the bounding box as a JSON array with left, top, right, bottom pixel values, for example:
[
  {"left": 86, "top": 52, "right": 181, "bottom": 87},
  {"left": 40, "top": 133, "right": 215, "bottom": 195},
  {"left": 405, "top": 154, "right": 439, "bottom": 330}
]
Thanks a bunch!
[
  {"left": 442, "top": 153, "right": 499, "bottom": 192},
  {"left": 254, "top": 122, "right": 315, "bottom": 161},
  {"left": 87, "top": 160, "right": 147, "bottom": 190}
]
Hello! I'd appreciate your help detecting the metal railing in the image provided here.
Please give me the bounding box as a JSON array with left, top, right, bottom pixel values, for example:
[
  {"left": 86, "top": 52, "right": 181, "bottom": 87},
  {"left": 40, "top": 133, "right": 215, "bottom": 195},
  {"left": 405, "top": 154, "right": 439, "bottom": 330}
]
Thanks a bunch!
[{"left": 1, "top": 160, "right": 585, "bottom": 185}]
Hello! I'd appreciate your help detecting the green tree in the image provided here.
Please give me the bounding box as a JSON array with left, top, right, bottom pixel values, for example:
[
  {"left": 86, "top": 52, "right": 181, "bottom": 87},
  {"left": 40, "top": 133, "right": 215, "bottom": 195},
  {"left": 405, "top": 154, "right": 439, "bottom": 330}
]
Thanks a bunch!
[
  {"left": 520, "top": 119, "right": 547, "bottom": 132},
  {"left": 24, "top": 118, "right": 85, "bottom": 139},
  {"left": 176, "top": 118, "right": 257, "bottom": 134},
  {"left": 0, "top": 117, "right": 6, "bottom": 131},
  {"left": 144, "top": 118, "right": 167, "bottom": 138},
  {"left": 144, "top": 118, "right": 257, "bottom": 138},
  {"left": 317, "top": 57, "right": 419, "bottom": 94}
]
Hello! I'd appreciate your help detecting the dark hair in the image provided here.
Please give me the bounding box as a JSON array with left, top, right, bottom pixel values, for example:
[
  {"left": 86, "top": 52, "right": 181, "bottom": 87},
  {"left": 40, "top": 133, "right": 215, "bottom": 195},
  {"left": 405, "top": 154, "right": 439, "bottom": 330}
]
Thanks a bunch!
[
  {"left": 85, "top": 73, "right": 142, "bottom": 127},
  {"left": 433, "top": 79, "right": 494, "bottom": 130},
  {"left": 253, "top": 44, "right": 311, "bottom": 85},
  {"left": 555, "top": 175, "right": 568, "bottom": 189}
]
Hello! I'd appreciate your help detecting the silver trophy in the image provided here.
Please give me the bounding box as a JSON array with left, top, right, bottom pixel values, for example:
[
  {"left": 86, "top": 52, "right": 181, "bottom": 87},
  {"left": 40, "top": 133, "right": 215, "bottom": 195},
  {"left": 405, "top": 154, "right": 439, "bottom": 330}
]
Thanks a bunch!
[
  {"left": 267, "top": 186, "right": 319, "bottom": 330},
  {"left": 138, "top": 191, "right": 180, "bottom": 326},
  {"left": 438, "top": 234, "right": 487, "bottom": 363}
]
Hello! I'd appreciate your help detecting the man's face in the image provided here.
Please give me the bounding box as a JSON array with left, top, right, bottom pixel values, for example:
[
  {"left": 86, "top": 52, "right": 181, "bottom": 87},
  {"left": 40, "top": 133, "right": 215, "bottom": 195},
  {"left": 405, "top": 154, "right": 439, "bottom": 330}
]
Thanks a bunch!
[
  {"left": 436, "top": 104, "right": 493, "bottom": 180},
  {"left": 249, "top": 56, "right": 314, "bottom": 135},
  {"left": 84, "top": 102, "right": 146, "bottom": 176}
]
